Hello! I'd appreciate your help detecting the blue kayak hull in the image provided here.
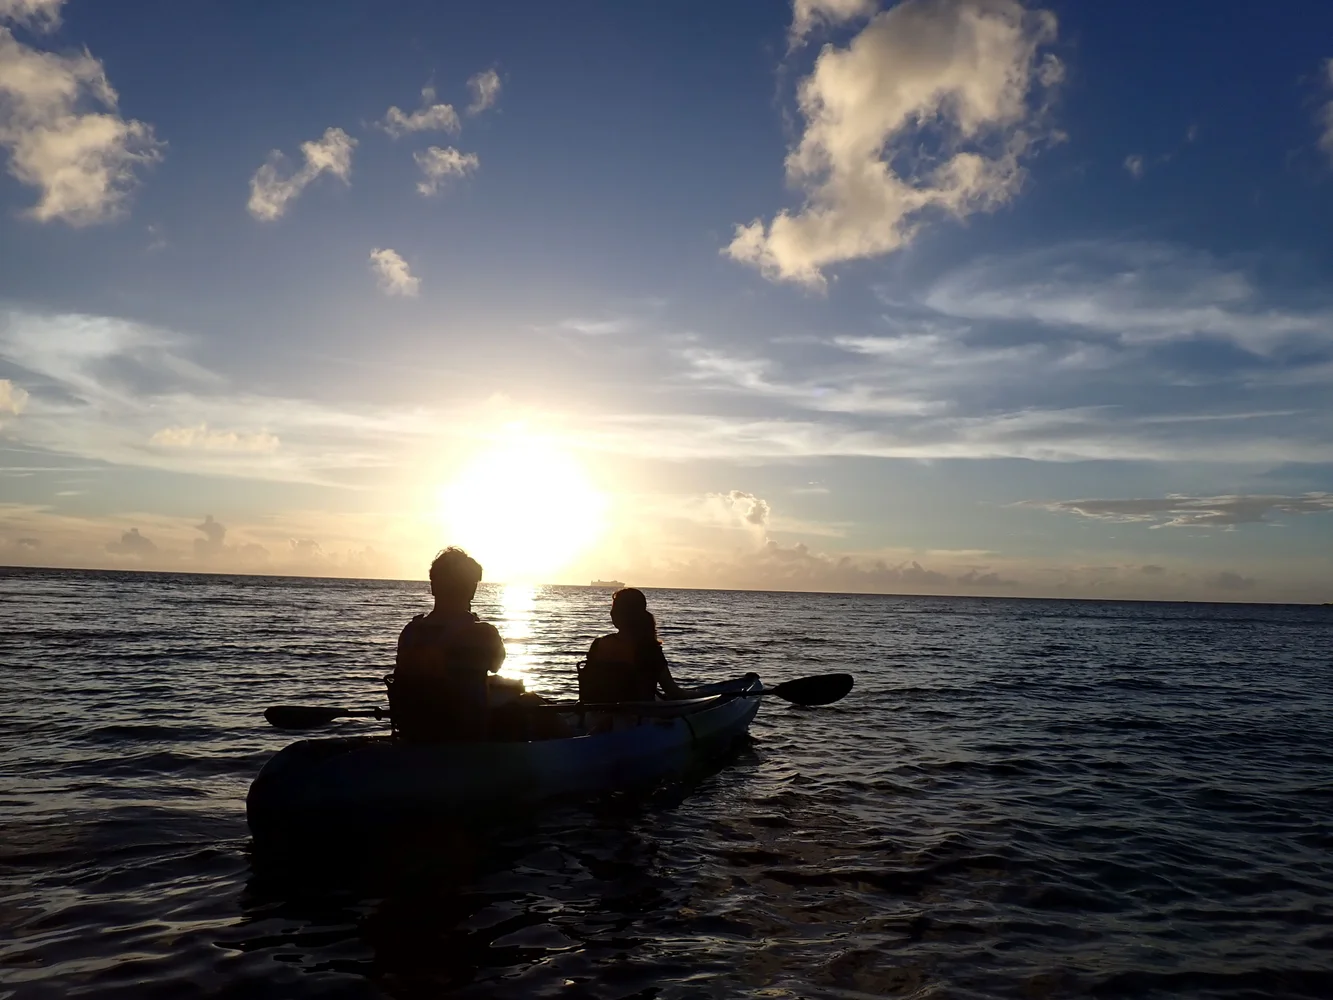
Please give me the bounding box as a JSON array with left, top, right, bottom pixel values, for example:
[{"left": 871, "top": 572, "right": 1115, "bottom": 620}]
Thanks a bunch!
[{"left": 246, "top": 677, "right": 762, "bottom": 835}]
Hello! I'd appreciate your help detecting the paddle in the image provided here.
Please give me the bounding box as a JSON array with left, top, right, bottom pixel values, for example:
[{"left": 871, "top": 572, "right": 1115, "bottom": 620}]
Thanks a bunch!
[
  {"left": 764, "top": 672, "right": 854, "bottom": 707},
  {"left": 263, "top": 705, "right": 386, "bottom": 729},
  {"left": 261, "top": 673, "right": 854, "bottom": 729}
]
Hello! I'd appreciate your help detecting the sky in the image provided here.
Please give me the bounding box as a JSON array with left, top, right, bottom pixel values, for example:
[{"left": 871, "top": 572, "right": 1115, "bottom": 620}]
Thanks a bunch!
[{"left": 2, "top": 0, "right": 1333, "bottom": 602}]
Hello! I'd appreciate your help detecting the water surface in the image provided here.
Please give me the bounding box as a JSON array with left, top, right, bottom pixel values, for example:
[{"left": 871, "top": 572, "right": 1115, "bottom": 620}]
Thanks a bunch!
[{"left": 2, "top": 568, "right": 1331, "bottom": 998}]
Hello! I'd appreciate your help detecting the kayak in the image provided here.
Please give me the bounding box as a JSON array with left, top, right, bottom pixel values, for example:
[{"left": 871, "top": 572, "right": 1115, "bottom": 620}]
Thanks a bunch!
[{"left": 245, "top": 675, "right": 763, "bottom": 837}]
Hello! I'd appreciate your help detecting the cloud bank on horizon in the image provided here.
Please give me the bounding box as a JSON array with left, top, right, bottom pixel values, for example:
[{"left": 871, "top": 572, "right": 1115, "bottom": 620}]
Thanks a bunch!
[{"left": 1, "top": 0, "right": 1332, "bottom": 602}]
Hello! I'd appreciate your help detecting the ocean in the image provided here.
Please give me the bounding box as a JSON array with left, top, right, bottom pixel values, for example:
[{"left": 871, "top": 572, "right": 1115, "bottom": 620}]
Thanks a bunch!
[{"left": 1, "top": 567, "right": 1331, "bottom": 999}]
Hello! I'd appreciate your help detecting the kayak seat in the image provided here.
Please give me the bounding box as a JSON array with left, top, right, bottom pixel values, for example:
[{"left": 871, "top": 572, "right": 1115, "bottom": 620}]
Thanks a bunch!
[{"left": 384, "top": 671, "right": 488, "bottom": 743}]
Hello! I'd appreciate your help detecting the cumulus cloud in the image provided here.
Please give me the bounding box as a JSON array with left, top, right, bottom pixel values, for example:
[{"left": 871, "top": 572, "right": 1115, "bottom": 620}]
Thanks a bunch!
[
  {"left": 414, "top": 145, "right": 478, "bottom": 195},
  {"left": 368, "top": 247, "right": 419, "bottom": 297},
  {"left": 290, "top": 538, "right": 322, "bottom": 558},
  {"left": 150, "top": 424, "right": 280, "bottom": 452},
  {"left": 790, "top": 0, "right": 877, "bottom": 45},
  {"left": 727, "top": 0, "right": 1061, "bottom": 287},
  {"left": 0, "top": 0, "right": 64, "bottom": 30},
  {"left": 1123, "top": 153, "right": 1145, "bottom": 179},
  {"left": 105, "top": 526, "right": 155, "bottom": 556},
  {"left": 466, "top": 68, "right": 501, "bottom": 115},
  {"left": 0, "top": 376, "right": 27, "bottom": 414},
  {"left": 1317, "top": 58, "right": 1333, "bottom": 165},
  {"left": 1023, "top": 493, "right": 1333, "bottom": 529},
  {"left": 189, "top": 514, "right": 267, "bottom": 565},
  {"left": 378, "top": 85, "right": 460, "bottom": 138},
  {"left": 193, "top": 513, "right": 225, "bottom": 555},
  {"left": 247, "top": 127, "right": 356, "bottom": 221},
  {"left": 717, "top": 489, "right": 771, "bottom": 529},
  {"left": 0, "top": 24, "right": 161, "bottom": 224}
]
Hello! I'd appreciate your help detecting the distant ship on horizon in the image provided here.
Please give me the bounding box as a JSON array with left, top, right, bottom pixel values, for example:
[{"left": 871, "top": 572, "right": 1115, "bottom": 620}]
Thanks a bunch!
[{"left": 589, "top": 579, "right": 625, "bottom": 588}]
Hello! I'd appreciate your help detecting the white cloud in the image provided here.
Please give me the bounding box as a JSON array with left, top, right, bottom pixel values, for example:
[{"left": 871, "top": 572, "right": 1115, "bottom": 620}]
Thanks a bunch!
[
  {"left": 790, "top": 0, "right": 877, "bottom": 45},
  {"left": 0, "top": 26, "right": 161, "bottom": 224},
  {"left": 556, "top": 317, "right": 632, "bottom": 336},
  {"left": 680, "top": 344, "right": 941, "bottom": 416},
  {"left": 0, "top": 308, "right": 443, "bottom": 483},
  {"left": 1123, "top": 153, "right": 1144, "bottom": 178},
  {"left": 727, "top": 0, "right": 1061, "bottom": 287},
  {"left": 247, "top": 127, "right": 356, "bottom": 221},
  {"left": 0, "top": 0, "right": 64, "bottom": 30},
  {"left": 378, "top": 85, "right": 460, "bottom": 138},
  {"left": 466, "top": 68, "right": 501, "bottom": 115},
  {"left": 924, "top": 241, "right": 1333, "bottom": 354},
  {"left": 189, "top": 514, "right": 268, "bottom": 566},
  {"left": 1318, "top": 58, "right": 1333, "bottom": 165},
  {"left": 368, "top": 247, "right": 420, "bottom": 297},
  {"left": 716, "top": 489, "right": 771, "bottom": 529},
  {"left": 105, "top": 526, "right": 155, "bottom": 557},
  {"left": 150, "top": 423, "right": 280, "bottom": 452},
  {"left": 414, "top": 145, "right": 478, "bottom": 195},
  {"left": 0, "top": 376, "right": 27, "bottom": 414},
  {"left": 1022, "top": 493, "right": 1333, "bottom": 528}
]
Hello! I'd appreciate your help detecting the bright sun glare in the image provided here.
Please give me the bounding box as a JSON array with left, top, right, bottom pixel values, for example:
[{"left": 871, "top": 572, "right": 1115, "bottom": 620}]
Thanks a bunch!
[{"left": 436, "top": 430, "right": 607, "bottom": 583}]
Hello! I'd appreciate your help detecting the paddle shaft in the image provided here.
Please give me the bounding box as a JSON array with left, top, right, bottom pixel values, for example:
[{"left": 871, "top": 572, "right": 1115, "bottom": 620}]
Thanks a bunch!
[{"left": 262, "top": 672, "right": 852, "bottom": 728}]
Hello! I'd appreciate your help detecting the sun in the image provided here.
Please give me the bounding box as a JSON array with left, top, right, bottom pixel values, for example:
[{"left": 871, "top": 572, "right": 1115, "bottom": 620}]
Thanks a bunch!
[{"left": 435, "top": 430, "right": 607, "bottom": 583}]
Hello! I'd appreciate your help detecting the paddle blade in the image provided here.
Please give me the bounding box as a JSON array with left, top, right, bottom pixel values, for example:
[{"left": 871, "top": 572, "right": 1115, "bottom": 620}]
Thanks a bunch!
[
  {"left": 264, "top": 705, "right": 349, "bottom": 729},
  {"left": 769, "top": 673, "right": 854, "bottom": 706}
]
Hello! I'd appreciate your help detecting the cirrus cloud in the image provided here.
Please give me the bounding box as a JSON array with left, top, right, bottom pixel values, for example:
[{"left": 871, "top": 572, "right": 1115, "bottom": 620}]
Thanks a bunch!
[
  {"left": 1317, "top": 58, "right": 1333, "bottom": 165},
  {"left": 149, "top": 423, "right": 280, "bottom": 452},
  {"left": 1021, "top": 493, "right": 1333, "bottom": 529}
]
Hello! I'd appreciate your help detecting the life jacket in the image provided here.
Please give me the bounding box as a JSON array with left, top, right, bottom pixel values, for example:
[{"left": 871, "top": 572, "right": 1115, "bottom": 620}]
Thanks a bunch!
[
  {"left": 389, "top": 612, "right": 496, "bottom": 742},
  {"left": 578, "top": 634, "right": 660, "bottom": 703}
]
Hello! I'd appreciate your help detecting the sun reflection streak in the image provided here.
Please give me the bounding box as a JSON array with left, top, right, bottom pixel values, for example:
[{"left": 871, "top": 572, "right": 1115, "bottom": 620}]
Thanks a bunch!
[{"left": 496, "top": 582, "right": 536, "bottom": 685}]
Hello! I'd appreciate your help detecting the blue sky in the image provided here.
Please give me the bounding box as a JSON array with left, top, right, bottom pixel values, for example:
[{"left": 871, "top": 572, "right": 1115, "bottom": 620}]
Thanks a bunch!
[{"left": 2, "top": 0, "right": 1332, "bottom": 601}]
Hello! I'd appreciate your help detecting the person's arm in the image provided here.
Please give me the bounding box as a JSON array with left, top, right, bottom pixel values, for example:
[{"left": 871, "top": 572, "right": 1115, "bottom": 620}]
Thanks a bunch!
[
  {"left": 647, "top": 643, "right": 691, "bottom": 700},
  {"left": 480, "top": 622, "right": 506, "bottom": 673}
]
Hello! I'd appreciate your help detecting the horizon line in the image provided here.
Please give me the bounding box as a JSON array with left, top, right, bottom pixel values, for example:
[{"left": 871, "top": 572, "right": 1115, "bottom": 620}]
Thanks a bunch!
[{"left": 1, "top": 563, "right": 1327, "bottom": 608}]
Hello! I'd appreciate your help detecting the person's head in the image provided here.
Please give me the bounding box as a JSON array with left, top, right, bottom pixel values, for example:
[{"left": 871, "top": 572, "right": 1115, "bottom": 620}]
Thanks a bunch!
[
  {"left": 610, "top": 587, "right": 658, "bottom": 643},
  {"left": 429, "top": 547, "right": 483, "bottom": 605}
]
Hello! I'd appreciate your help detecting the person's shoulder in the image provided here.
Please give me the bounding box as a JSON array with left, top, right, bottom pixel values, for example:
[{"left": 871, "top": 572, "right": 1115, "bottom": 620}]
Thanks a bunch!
[
  {"left": 399, "top": 613, "right": 427, "bottom": 634},
  {"left": 589, "top": 632, "right": 623, "bottom": 652},
  {"left": 470, "top": 619, "right": 502, "bottom": 639}
]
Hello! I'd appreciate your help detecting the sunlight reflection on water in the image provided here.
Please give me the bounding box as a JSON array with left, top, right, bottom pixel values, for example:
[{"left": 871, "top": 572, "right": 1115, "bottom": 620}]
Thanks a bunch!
[{"left": 496, "top": 582, "right": 537, "bottom": 684}]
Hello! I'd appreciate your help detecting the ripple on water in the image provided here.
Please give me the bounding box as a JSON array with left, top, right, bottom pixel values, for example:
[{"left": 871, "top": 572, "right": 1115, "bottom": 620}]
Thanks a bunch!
[{"left": 1, "top": 569, "right": 1332, "bottom": 998}]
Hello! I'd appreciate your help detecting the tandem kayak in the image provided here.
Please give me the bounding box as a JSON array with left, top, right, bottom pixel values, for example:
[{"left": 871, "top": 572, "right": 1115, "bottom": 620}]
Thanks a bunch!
[{"left": 245, "top": 675, "right": 763, "bottom": 837}]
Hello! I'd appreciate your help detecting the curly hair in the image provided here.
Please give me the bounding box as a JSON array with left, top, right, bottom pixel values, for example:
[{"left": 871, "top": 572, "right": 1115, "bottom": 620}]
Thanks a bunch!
[{"left": 429, "top": 546, "right": 483, "bottom": 600}]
